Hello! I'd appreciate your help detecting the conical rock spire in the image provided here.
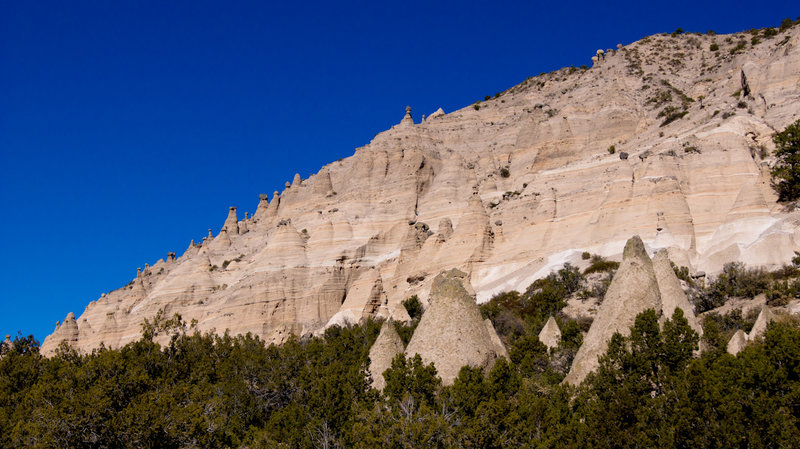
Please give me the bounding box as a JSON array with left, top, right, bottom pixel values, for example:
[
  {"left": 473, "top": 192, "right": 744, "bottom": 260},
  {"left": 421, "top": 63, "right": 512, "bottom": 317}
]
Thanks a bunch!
[
  {"left": 565, "top": 236, "right": 661, "bottom": 385},
  {"left": 405, "top": 269, "right": 507, "bottom": 385},
  {"left": 747, "top": 306, "right": 775, "bottom": 341},
  {"left": 727, "top": 329, "right": 748, "bottom": 355},
  {"left": 369, "top": 321, "right": 405, "bottom": 390},
  {"left": 222, "top": 207, "right": 239, "bottom": 235},
  {"left": 538, "top": 316, "right": 562, "bottom": 350},
  {"left": 652, "top": 250, "right": 702, "bottom": 337}
]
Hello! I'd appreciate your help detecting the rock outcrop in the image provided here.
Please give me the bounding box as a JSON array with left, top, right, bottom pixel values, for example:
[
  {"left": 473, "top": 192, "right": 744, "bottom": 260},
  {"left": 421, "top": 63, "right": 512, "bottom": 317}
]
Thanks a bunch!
[
  {"left": 652, "top": 250, "right": 703, "bottom": 337},
  {"left": 747, "top": 305, "right": 776, "bottom": 341},
  {"left": 724, "top": 306, "right": 776, "bottom": 355},
  {"left": 42, "top": 312, "right": 79, "bottom": 351},
  {"left": 564, "top": 236, "right": 662, "bottom": 385},
  {"left": 42, "top": 26, "right": 800, "bottom": 356},
  {"left": 222, "top": 207, "right": 239, "bottom": 235},
  {"left": 485, "top": 319, "right": 510, "bottom": 360},
  {"left": 368, "top": 321, "right": 405, "bottom": 390},
  {"left": 538, "top": 316, "right": 562, "bottom": 350},
  {"left": 405, "top": 269, "right": 508, "bottom": 385},
  {"left": 727, "top": 329, "right": 748, "bottom": 355}
]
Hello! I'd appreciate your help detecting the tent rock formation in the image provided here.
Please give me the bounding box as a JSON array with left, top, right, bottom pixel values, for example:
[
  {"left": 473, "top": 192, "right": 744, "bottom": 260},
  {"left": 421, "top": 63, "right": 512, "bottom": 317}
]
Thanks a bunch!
[
  {"left": 404, "top": 269, "right": 508, "bottom": 385},
  {"left": 565, "top": 236, "right": 663, "bottom": 385},
  {"left": 538, "top": 316, "right": 562, "bottom": 350},
  {"left": 41, "top": 27, "right": 800, "bottom": 356},
  {"left": 368, "top": 321, "right": 405, "bottom": 390}
]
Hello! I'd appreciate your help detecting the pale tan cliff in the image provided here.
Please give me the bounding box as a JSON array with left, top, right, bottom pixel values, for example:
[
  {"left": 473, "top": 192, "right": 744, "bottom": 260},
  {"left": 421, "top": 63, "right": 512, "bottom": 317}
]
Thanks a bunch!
[{"left": 43, "top": 26, "right": 800, "bottom": 356}]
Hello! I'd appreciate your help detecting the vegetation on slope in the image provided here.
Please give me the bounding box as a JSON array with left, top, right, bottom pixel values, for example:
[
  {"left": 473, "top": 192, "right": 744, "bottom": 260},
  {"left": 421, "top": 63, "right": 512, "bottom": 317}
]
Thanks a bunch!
[
  {"left": 771, "top": 119, "right": 800, "bottom": 202},
  {"left": 3, "top": 295, "right": 800, "bottom": 448}
]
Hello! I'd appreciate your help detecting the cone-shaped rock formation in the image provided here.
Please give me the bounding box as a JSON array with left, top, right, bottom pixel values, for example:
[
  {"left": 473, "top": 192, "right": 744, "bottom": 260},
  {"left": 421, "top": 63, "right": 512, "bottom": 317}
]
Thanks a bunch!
[
  {"left": 538, "top": 316, "right": 562, "bottom": 350},
  {"left": 222, "top": 207, "right": 239, "bottom": 235},
  {"left": 748, "top": 306, "right": 775, "bottom": 341},
  {"left": 42, "top": 312, "right": 79, "bottom": 351},
  {"left": 727, "top": 329, "right": 748, "bottom": 355},
  {"left": 485, "top": 319, "right": 510, "bottom": 360},
  {"left": 564, "top": 236, "right": 661, "bottom": 385},
  {"left": 405, "top": 269, "right": 507, "bottom": 385},
  {"left": 368, "top": 321, "right": 405, "bottom": 390},
  {"left": 652, "top": 250, "right": 702, "bottom": 337}
]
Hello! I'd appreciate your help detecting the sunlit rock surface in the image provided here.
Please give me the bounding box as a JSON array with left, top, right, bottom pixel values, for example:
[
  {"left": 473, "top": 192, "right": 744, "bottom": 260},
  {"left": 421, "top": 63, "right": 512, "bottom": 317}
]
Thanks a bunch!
[{"left": 43, "top": 27, "right": 800, "bottom": 355}]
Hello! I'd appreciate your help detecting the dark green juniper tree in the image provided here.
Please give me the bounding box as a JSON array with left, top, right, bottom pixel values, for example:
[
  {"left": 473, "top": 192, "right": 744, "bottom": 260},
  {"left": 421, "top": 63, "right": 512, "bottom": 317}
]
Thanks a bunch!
[{"left": 771, "top": 119, "right": 800, "bottom": 201}]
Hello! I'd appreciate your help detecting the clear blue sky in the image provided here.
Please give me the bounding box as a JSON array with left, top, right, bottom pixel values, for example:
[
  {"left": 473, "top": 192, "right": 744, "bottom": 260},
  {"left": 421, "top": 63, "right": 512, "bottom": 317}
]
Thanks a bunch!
[{"left": 1, "top": 1, "right": 796, "bottom": 342}]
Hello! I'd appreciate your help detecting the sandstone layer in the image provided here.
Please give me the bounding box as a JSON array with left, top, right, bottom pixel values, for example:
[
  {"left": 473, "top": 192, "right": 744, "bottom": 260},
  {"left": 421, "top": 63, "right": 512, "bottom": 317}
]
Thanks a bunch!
[{"left": 44, "top": 26, "right": 800, "bottom": 356}]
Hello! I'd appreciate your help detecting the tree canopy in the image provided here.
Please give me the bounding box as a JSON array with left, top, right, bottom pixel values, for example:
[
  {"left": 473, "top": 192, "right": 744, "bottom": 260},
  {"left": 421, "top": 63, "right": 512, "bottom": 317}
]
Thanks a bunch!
[
  {"left": 771, "top": 119, "right": 800, "bottom": 201},
  {"left": 2, "top": 304, "right": 800, "bottom": 448}
]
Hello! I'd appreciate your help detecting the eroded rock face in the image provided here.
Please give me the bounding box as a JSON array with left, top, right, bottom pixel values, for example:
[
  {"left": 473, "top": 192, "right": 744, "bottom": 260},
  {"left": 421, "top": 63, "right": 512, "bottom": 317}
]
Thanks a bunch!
[
  {"left": 368, "top": 321, "right": 405, "bottom": 390},
  {"left": 405, "top": 269, "right": 508, "bottom": 385},
  {"left": 42, "top": 26, "right": 800, "bottom": 356},
  {"left": 564, "top": 236, "right": 662, "bottom": 385},
  {"left": 42, "top": 312, "right": 79, "bottom": 351}
]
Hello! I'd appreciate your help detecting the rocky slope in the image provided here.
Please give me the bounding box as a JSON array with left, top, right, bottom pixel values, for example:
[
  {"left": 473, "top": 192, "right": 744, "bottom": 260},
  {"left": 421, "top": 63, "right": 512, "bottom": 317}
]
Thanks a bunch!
[{"left": 44, "top": 26, "right": 800, "bottom": 355}]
